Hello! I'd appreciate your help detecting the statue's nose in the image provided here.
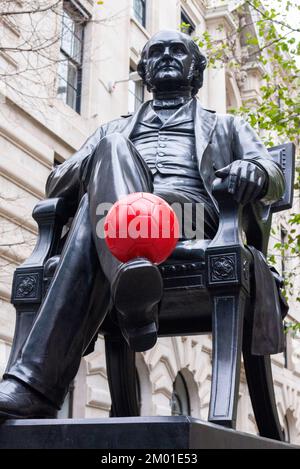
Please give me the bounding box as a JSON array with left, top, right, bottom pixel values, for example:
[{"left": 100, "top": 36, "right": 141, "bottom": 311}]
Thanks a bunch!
[{"left": 162, "top": 46, "right": 171, "bottom": 58}]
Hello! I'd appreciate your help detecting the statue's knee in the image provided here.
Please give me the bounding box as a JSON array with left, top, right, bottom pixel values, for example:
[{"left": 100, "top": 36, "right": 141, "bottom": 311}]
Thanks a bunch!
[
  {"left": 87, "top": 134, "right": 135, "bottom": 184},
  {"left": 91, "top": 133, "right": 132, "bottom": 168}
]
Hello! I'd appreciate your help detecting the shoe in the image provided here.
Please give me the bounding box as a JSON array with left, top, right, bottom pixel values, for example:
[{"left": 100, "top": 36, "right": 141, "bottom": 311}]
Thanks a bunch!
[
  {"left": 111, "top": 258, "right": 163, "bottom": 352},
  {"left": 0, "top": 378, "right": 58, "bottom": 421}
]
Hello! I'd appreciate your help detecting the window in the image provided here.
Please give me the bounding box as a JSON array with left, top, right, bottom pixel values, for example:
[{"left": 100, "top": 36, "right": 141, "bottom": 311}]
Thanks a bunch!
[
  {"left": 133, "top": 0, "right": 146, "bottom": 27},
  {"left": 181, "top": 10, "right": 195, "bottom": 36},
  {"left": 57, "top": 2, "right": 86, "bottom": 113},
  {"left": 128, "top": 68, "right": 145, "bottom": 113},
  {"left": 171, "top": 372, "right": 190, "bottom": 416}
]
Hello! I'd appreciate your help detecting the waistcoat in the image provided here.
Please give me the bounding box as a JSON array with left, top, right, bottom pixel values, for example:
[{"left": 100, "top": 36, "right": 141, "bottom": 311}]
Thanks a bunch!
[{"left": 130, "top": 100, "right": 209, "bottom": 202}]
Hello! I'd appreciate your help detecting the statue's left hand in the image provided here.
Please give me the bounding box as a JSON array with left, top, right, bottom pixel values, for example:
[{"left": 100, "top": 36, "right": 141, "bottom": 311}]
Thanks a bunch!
[{"left": 215, "top": 160, "right": 268, "bottom": 205}]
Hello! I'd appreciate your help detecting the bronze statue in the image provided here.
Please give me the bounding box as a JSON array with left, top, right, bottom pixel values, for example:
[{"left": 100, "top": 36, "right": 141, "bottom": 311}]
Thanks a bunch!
[{"left": 0, "top": 30, "right": 285, "bottom": 420}]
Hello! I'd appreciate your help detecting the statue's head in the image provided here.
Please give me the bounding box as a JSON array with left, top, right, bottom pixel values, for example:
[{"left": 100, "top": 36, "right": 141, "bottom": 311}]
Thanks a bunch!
[{"left": 137, "top": 30, "right": 207, "bottom": 96}]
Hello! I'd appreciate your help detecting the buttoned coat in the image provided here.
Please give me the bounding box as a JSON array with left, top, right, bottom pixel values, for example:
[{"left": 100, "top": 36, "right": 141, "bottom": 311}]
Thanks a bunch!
[{"left": 46, "top": 98, "right": 285, "bottom": 213}]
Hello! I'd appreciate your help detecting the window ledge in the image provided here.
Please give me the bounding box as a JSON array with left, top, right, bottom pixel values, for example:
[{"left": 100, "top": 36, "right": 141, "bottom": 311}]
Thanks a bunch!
[{"left": 130, "top": 16, "right": 150, "bottom": 40}]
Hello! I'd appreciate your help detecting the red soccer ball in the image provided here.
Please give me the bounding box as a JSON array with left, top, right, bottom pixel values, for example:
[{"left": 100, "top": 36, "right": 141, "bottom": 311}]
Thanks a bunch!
[{"left": 104, "top": 192, "right": 179, "bottom": 264}]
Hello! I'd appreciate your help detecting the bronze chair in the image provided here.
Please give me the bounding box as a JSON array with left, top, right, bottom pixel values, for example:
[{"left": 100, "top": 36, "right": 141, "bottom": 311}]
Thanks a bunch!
[{"left": 7, "top": 142, "right": 295, "bottom": 441}]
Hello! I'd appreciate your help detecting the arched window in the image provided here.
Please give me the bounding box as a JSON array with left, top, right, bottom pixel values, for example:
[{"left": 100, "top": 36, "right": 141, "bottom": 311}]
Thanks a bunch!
[{"left": 171, "top": 372, "right": 190, "bottom": 416}]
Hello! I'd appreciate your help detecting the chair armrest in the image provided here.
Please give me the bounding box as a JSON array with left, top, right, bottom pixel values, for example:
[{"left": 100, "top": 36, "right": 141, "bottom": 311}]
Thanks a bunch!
[
  {"left": 164, "top": 178, "right": 245, "bottom": 264},
  {"left": 7, "top": 197, "right": 72, "bottom": 371},
  {"left": 205, "top": 178, "right": 251, "bottom": 294},
  {"left": 268, "top": 142, "right": 295, "bottom": 213},
  {"left": 207, "top": 177, "right": 244, "bottom": 248},
  {"left": 11, "top": 197, "right": 71, "bottom": 304}
]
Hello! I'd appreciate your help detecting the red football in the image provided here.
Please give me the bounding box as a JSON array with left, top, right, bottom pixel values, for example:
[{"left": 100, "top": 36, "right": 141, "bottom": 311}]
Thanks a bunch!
[{"left": 104, "top": 192, "right": 179, "bottom": 264}]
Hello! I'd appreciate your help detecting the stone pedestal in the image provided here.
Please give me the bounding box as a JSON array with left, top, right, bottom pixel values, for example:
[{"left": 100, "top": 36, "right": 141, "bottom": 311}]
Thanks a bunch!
[{"left": 0, "top": 417, "right": 296, "bottom": 449}]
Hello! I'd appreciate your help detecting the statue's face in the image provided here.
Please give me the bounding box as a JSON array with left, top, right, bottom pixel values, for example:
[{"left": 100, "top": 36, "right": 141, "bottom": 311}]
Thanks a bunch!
[{"left": 144, "top": 31, "right": 194, "bottom": 91}]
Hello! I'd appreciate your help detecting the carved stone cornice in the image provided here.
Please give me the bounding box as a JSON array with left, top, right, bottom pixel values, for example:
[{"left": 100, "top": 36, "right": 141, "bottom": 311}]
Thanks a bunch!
[{"left": 205, "top": 4, "right": 239, "bottom": 32}]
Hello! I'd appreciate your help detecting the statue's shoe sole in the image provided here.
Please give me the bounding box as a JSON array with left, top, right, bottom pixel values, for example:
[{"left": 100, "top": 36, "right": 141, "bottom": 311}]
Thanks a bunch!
[
  {"left": 0, "top": 410, "right": 56, "bottom": 421},
  {"left": 113, "top": 259, "right": 163, "bottom": 352}
]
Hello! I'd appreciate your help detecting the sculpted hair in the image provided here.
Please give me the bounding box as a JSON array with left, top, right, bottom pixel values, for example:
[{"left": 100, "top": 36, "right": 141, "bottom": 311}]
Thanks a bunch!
[{"left": 137, "top": 36, "right": 207, "bottom": 96}]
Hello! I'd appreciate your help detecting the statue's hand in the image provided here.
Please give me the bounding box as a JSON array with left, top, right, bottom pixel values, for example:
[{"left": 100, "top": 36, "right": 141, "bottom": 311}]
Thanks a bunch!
[{"left": 215, "top": 160, "right": 268, "bottom": 205}]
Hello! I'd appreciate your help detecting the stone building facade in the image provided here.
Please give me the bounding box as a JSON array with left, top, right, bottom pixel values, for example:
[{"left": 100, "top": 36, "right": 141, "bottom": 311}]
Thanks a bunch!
[{"left": 0, "top": 0, "right": 299, "bottom": 443}]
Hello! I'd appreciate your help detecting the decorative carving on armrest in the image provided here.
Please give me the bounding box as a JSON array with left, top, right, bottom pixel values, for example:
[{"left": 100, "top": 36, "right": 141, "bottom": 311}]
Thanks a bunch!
[
  {"left": 209, "top": 254, "right": 237, "bottom": 282},
  {"left": 15, "top": 274, "right": 39, "bottom": 299}
]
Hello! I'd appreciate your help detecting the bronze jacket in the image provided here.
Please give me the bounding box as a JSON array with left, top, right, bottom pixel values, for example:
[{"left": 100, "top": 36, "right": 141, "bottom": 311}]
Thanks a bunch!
[{"left": 46, "top": 98, "right": 285, "bottom": 212}]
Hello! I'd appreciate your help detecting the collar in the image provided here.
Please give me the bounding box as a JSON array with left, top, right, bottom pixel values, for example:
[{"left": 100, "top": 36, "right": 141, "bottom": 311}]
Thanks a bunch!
[
  {"left": 123, "top": 99, "right": 217, "bottom": 142},
  {"left": 138, "top": 98, "right": 195, "bottom": 129},
  {"left": 152, "top": 95, "right": 192, "bottom": 110}
]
